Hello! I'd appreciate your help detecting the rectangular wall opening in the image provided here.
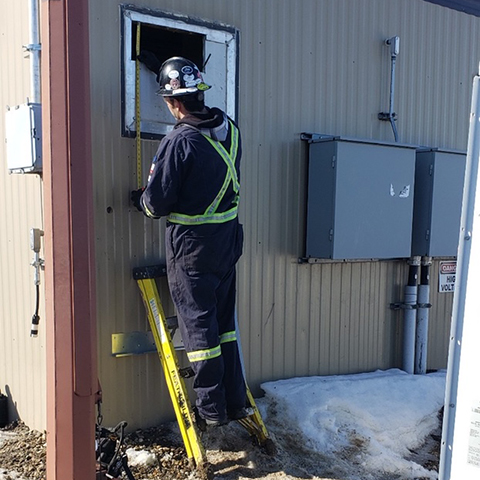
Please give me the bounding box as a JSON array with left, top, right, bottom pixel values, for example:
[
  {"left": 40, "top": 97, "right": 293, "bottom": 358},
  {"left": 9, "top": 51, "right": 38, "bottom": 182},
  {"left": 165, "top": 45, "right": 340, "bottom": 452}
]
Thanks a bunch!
[{"left": 121, "top": 6, "right": 238, "bottom": 139}]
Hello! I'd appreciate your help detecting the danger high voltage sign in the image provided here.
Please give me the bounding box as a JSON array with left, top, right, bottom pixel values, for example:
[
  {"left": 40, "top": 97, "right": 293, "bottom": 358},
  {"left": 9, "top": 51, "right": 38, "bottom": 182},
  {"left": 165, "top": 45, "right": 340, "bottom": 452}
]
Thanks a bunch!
[{"left": 439, "top": 261, "right": 456, "bottom": 293}]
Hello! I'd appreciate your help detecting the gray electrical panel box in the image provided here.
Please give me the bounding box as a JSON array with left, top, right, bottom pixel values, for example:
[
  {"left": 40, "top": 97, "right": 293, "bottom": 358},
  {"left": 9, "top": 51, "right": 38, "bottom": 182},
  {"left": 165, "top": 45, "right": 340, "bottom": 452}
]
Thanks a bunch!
[
  {"left": 305, "top": 136, "right": 416, "bottom": 260},
  {"left": 411, "top": 149, "right": 466, "bottom": 257},
  {"left": 5, "top": 103, "right": 42, "bottom": 174}
]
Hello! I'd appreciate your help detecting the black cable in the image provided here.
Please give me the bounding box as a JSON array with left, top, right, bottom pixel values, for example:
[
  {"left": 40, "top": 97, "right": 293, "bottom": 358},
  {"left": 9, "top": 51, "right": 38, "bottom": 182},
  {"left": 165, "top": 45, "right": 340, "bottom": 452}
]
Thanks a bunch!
[{"left": 30, "top": 284, "right": 40, "bottom": 337}]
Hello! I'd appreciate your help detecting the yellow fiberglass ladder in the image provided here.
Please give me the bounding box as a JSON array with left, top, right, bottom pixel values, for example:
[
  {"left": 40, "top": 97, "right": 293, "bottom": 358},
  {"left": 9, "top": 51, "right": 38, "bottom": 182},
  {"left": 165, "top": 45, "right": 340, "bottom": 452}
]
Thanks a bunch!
[{"left": 133, "top": 264, "right": 276, "bottom": 474}]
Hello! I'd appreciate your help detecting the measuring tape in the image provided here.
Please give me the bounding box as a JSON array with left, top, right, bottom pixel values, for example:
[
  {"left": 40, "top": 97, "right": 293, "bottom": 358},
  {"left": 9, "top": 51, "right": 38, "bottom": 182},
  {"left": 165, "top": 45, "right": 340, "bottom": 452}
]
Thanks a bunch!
[{"left": 135, "top": 23, "right": 142, "bottom": 188}]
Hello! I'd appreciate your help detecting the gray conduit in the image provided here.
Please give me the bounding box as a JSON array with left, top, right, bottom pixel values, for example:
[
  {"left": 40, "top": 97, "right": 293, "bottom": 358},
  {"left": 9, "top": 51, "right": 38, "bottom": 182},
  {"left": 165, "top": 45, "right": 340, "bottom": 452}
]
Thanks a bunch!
[
  {"left": 415, "top": 257, "right": 432, "bottom": 374},
  {"left": 403, "top": 256, "right": 420, "bottom": 374},
  {"left": 27, "top": 0, "right": 41, "bottom": 103},
  {"left": 388, "top": 50, "right": 399, "bottom": 143},
  {"left": 379, "top": 36, "right": 400, "bottom": 142}
]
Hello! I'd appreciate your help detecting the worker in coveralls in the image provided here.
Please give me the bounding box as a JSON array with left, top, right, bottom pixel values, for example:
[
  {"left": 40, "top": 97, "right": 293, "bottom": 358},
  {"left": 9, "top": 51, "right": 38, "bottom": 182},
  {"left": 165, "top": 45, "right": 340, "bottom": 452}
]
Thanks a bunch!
[{"left": 131, "top": 56, "right": 248, "bottom": 428}]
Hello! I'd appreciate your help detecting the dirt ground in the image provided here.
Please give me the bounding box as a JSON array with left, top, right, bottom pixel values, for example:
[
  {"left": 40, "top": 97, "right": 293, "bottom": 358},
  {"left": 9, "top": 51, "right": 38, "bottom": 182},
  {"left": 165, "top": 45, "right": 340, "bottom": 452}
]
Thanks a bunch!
[{"left": 0, "top": 405, "right": 442, "bottom": 480}]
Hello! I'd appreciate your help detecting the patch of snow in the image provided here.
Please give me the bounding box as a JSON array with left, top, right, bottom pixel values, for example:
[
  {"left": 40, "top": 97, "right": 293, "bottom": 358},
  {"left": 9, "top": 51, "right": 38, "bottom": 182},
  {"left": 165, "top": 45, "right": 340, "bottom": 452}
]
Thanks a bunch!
[
  {"left": 260, "top": 369, "right": 445, "bottom": 480},
  {"left": 126, "top": 447, "right": 157, "bottom": 467}
]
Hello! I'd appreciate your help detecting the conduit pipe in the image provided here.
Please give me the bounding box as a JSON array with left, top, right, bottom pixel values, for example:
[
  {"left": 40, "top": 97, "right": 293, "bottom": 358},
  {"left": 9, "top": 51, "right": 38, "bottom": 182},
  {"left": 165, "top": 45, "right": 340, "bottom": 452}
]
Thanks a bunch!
[
  {"left": 403, "top": 256, "right": 420, "bottom": 374},
  {"left": 26, "top": 0, "right": 41, "bottom": 103},
  {"left": 415, "top": 257, "right": 432, "bottom": 374},
  {"left": 379, "top": 36, "right": 400, "bottom": 142}
]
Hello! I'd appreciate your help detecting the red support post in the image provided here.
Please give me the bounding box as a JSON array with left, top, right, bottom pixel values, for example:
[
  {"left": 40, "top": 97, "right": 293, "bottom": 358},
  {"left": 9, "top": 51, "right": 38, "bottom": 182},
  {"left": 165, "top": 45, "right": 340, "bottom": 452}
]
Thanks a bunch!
[{"left": 41, "top": 0, "right": 97, "bottom": 478}]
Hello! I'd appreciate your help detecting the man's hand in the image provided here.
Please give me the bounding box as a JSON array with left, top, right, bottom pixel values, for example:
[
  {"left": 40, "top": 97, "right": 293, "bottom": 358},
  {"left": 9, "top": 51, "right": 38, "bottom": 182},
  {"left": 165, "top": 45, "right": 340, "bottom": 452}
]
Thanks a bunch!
[
  {"left": 131, "top": 188, "right": 145, "bottom": 212},
  {"left": 137, "top": 50, "right": 162, "bottom": 81}
]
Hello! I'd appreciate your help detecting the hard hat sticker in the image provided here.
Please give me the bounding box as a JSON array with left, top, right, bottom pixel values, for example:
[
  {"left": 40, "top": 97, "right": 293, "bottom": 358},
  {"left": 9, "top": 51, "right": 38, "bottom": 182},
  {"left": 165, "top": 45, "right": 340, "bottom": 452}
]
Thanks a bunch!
[
  {"left": 197, "top": 83, "right": 210, "bottom": 91},
  {"left": 170, "top": 78, "right": 180, "bottom": 90},
  {"left": 181, "top": 65, "right": 194, "bottom": 75},
  {"left": 168, "top": 70, "right": 179, "bottom": 79}
]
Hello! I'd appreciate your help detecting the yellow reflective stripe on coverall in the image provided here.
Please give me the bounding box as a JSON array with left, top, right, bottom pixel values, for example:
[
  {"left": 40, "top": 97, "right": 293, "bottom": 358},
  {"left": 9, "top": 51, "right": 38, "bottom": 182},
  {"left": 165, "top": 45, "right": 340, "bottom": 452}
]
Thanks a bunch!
[
  {"left": 187, "top": 345, "right": 222, "bottom": 363},
  {"left": 220, "top": 331, "right": 237, "bottom": 344},
  {"left": 186, "top": 331, "right": 237, "bottom": 362}
]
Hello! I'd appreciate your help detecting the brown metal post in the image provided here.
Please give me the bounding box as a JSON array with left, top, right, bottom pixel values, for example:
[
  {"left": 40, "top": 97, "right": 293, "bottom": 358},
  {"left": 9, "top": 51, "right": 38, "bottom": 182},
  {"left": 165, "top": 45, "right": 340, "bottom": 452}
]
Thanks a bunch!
[{"left": 41, "top": 0, "right": 97, "bottom": 479}]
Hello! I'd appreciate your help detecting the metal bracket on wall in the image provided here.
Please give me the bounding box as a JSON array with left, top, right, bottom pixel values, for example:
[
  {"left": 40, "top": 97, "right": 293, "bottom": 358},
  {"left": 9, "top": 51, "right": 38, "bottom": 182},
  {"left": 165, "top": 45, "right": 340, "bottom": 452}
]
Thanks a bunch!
[
  {"left": 390, "top": 301, "right": 432, "bottom": 310},
  {"left": 300, "top": 132, "right": 336, "bottom": 143},
  {"left": 390, "top": 302, "right": 417, "bottom": 310},
  {"left": 298, "top": 257, "right": 381, "bottom": 264},
  {"left": 23, "top": 43, "right": 41, "bottom": 52},
  {"left": 111, "top": 331, "right": 157, "bottom": 357},
  {"left": 378, "top": 112, "right": 397, "bottom": 122},
  {"left": 416, "top": 302, "right": 432, "bottom": 309},
  {"left": 111, "top": 320, "right": 185, "bottom": 357}
]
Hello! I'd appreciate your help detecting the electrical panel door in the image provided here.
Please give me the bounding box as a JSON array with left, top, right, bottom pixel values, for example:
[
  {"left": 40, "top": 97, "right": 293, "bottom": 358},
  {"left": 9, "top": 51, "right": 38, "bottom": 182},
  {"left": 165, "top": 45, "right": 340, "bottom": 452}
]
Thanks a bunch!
[
  {"left": 411, "top": 149, "right": 466, "bottom": 257},
  {"left": 306, "top": 137, "right": 416, "bottom": 260}
]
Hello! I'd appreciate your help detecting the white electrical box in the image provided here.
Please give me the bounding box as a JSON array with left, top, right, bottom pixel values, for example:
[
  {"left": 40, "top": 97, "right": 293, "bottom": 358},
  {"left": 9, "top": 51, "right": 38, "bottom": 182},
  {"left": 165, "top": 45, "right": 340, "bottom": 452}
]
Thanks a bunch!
[{"left": 5, "top": 103, "right": 42, "bottom": 174}]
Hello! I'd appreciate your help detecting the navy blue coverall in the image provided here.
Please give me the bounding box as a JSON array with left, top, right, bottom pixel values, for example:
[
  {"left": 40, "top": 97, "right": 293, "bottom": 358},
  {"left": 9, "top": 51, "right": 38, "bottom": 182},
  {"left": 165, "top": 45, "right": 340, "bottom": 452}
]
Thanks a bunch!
[{"left": 139, "top": 107, "right": 247, "bottom": 423}]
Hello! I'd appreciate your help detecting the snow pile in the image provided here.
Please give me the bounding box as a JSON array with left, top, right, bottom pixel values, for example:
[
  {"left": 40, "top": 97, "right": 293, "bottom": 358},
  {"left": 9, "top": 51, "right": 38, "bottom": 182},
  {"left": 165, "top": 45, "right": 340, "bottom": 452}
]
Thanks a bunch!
[
  {"left": 126, "top": 447, "right": 157, "bottom": 467},
  {"left": 261, "top": 369, "right": 445, "bottom": 479}
]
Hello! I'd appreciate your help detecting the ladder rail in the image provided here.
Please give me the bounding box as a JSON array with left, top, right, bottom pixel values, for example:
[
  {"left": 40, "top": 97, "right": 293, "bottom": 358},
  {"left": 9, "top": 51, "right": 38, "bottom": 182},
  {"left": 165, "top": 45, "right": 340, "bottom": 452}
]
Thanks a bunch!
[
  {"left": 136, "top": 278, "right": 206, "bottom": 466},
  {"left": 245, "top": 388, "right": 270, "bottom": 440}
]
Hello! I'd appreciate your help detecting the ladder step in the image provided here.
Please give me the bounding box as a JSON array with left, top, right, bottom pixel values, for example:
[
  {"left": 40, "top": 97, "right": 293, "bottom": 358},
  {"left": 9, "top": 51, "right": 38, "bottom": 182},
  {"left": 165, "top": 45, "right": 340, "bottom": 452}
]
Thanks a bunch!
[
  {"left": 132, "top": 264, "right": 167, "bottom": 280},
  {"left": 166, "top": 315, "right": 178, "bottom": 329},
  {"left": 179, "top": 367, "right": 195, "bottom": 378}
]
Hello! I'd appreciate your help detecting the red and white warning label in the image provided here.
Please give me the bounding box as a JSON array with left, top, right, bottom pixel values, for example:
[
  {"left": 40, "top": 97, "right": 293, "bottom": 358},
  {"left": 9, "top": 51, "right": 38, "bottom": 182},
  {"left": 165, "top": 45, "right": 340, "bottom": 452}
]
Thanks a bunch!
[{"left": 439, "top": 261, "right": 456, "bottom": 293}]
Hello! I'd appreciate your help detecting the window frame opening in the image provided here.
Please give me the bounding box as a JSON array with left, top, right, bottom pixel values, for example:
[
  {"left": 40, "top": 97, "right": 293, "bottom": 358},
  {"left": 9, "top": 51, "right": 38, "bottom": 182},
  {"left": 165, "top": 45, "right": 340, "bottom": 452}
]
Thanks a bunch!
[{"left": 120, "top": 5, "right": 238, "bottom": 139}]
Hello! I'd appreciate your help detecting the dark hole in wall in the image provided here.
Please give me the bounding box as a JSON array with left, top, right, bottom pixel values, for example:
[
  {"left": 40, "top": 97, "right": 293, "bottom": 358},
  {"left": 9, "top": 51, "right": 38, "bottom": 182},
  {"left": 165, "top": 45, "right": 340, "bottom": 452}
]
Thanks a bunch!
[{"left": 132, "top": 23, "right": 205, "bottom": 72}]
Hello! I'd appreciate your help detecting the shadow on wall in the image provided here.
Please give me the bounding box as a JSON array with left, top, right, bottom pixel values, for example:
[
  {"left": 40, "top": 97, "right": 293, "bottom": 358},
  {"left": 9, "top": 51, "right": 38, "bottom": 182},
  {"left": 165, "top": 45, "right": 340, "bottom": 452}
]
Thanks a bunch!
[{"left": 0, "top": 385, "right": 19, "bottom": 427}]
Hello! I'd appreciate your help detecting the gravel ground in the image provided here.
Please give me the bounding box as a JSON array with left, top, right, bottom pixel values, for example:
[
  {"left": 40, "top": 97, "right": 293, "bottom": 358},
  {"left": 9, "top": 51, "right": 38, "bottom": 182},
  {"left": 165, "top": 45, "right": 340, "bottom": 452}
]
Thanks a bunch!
[
  {"left": 0, "top": 407, "right": 442, "bottom": 480},
  {"left": 0, "top": 422, "right": 46, "bottom": 480}
]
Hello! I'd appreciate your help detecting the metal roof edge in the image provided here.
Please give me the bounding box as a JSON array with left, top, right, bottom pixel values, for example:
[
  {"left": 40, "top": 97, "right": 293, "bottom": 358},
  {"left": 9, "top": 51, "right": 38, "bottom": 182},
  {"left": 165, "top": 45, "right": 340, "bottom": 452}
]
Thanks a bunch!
[{"left": 423, "top": 0, "right": 480, "bottom": 18}]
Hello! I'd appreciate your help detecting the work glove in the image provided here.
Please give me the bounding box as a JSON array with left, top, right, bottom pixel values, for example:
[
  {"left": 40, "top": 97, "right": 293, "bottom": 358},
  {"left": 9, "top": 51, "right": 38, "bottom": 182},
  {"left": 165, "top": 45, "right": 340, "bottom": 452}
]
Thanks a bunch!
[
  {"left": 130, "top": 187, "right": 145, "bottom": 212},
  {"left": 137, "top": 50, "right": 162, "bottom": 81}
]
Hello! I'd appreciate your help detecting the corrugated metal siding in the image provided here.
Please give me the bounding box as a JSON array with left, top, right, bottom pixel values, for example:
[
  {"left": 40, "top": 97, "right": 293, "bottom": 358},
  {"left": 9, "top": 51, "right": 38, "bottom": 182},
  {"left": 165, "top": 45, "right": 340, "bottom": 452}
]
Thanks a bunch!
[
  {"left": 0, "top": 0, "right": 471, "bottom": 432},
  {"left": 227, "top": 0, "right": 474, "bottom": 386},
  {"left": 91, "top": 0, "right": 480, "bottom": 428},
  {"left": 0, "top": 0, "right": 46, "bottom": 430}
]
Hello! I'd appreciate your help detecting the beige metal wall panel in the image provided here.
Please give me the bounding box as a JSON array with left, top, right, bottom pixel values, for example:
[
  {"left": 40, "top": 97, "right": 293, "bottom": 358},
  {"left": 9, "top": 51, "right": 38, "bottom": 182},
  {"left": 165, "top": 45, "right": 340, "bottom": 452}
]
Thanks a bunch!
[
  {"left": 87, "top": 0, "right": 479, "bottom": 428},
  {"left": 0, "top": 0, "right": 46, "bottom": 430}
]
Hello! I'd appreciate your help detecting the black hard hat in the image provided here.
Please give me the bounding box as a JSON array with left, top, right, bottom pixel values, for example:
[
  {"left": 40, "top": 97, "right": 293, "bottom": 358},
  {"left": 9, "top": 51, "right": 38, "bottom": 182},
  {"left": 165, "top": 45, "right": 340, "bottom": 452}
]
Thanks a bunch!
[{"left": 157, "top": 56, "right": 211, "bottom": 96}]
